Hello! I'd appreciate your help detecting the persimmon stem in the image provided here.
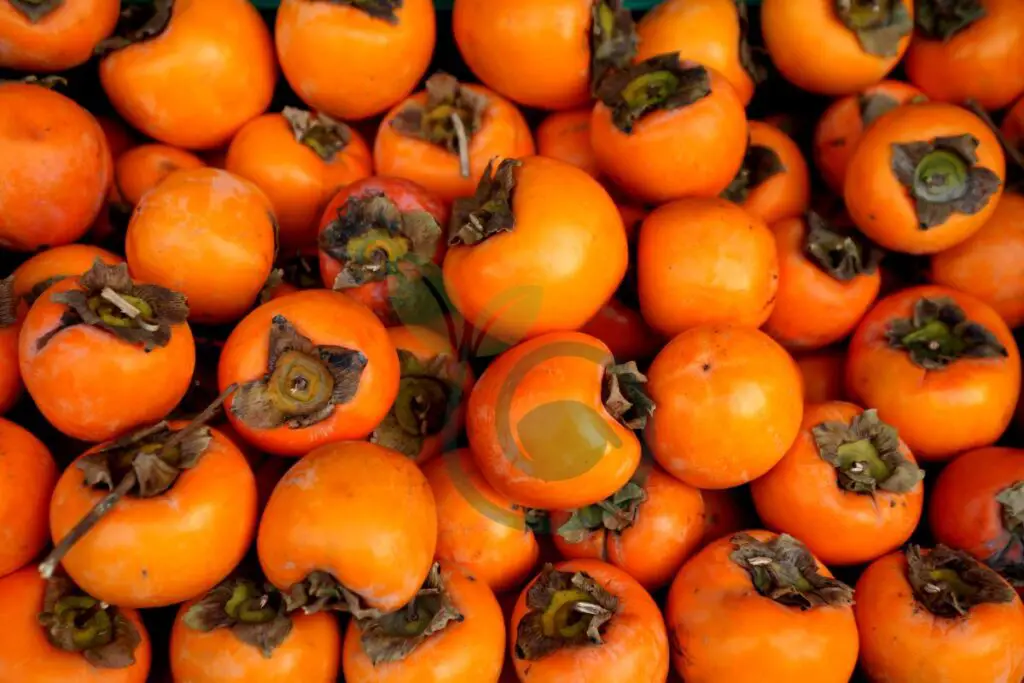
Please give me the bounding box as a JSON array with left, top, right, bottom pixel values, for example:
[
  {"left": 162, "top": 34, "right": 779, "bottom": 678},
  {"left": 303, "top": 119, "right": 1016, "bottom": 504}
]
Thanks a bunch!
[
  {"left": 100, "top": 287, "right": 159, "bottom": 332},
  {"left": 966, "top": 99, "right": 1024, "bottom": 172},
  {"left": 163, "top": 383, "right": 237, "bottom": 453},
  {"left": 449, "top": 112, "right": 471, "bottom": 178}
]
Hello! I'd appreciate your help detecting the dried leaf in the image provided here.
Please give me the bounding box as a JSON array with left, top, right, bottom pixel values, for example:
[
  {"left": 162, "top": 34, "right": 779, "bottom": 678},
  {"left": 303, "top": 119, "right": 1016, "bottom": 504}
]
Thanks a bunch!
[
  {"left": 283, "top": 571, "right": 384, "bottom": 619},
  {"left": 602, "top": 361, "right": 655, "bottom": 430},
  {"left": 906, "top": 545, "right": 1015, "bottom": 617},
  {"left": 590, "top": 0, "right": 638, "bottom": 94},
  {"left": 735, "top": 0, "right": 768, "bottom": 85},
  {"left": 282, "top": 106, "right": 352, "bottom": 163},
  {"left": 721, "top": 143, "right": 786, "bottom": 203},
  {"left": 835, "top": 0, "right": 913, "bottom": 57},
  {"left": 886, "top": 296, "right": 1008, "bottom": 370},
  {"left": 730, "top": 533, "right": 855, "bottom": 609},
  {"left": 859, "top": 92, "right": 901, "bottom": 127},
  {"left": 915, "top": 0, "right": 986, "bottom": 40},
  {"left": 25, "top": 275, "right": 66, "bottom": 307},
  {"left": 95, "top": 0, "right": 173, "bottom": 55},
  {"left": 803, "top": 211, "right": 884, "bottom": 281},
  {"left": 184, "top": 578, "right": 294, "bottom": 658},
  {"left": 557, "top": 481, "right": 647, "bottom": 543},
  {"left": 449, "top": 159, "right": 519, "bottom": 246},
  {"left": 812, "top": 409, "right": 923, "bottom": 493},
  {"left": 595, "top": 55, "right": 711, "bottom": 133},
  {"left": 391, "top": 72, "right": 488, "bottom": 154}
]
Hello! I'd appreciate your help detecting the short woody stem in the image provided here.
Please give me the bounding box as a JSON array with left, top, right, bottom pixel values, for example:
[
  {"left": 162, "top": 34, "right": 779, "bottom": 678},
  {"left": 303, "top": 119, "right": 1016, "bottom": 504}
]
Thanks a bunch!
[
  {"left": 100, "top": 288, "right": 159, "bottom": 332},
  {"left": 450, "top": 112, "right": 471, "bottom": 178},
  {"left": 162, "top": 384, "right": 236, "bottom": 453}
]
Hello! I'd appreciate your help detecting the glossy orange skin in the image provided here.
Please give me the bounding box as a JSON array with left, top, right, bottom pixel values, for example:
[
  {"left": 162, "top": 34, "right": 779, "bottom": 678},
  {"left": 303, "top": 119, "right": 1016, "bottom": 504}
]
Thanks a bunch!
[
  {"left": 0, "top": 568, "right": 151, "bottom": 683},
  {"left": 646, "top": 326, "right": 804, "bottom": 489},
  {"left": 930, "top": 191, "right": 1024, "bottom": 328},
  {"left": 50, "top": 424, "right": 257, "bottom": 608},
  {"left": 578, "top": 298, "right": 665, "bottom": 363},
  {"left": 551, "top": 466, "right": 705, "bottom": 590},
  {"left": 443, "top": 156, "right": 628, "bottom": 343},
  {"left": 258, "top": 441, "right": 437, "bottom": 613},
  {"left": 171, "top": 603, "right": 340, "bottom": 683},
  {"left": 1001, "top": 96, "right": 1024, "bottom": 152},
  {"left": 343, "top": 564, "right": 505, "bottom": 683},
  {"left": 115, "top": 144, "right": 206, "bottom": 207},
  {"left": 19, "top": 277, "right": 195, "bottom": 443},
  {"left": 219, "top": 289, "right": 399, "bottom": 456},
  {"left": 846, "top": 285, "right": 1021, "bottom": 461},
  {"left": 511, "top": 559, "right": 669, "bottom": 682},
  {"left": 126, "top": 168, "right": 277, "bottom": 324},
  {"left": 637, "top": 198, "right": 779, "bottom": 337},
  {"left": 667, "top": 530, "right": 859, "bottom": 683},
  {"left": 844, "top": 102, "right": 1006, "bottom": 254},
  {"left": 762, "top": 0, "right": 913, "bottom": 95},
  {"left": 741, "top": 121, "right": 810, "bottom": 225},
  {"left": 11, "top": 245, "right": 123, "bottom": 302},
  {"left": 795, "top": 348, "right": 847, "bottom": 404},
  {"left": 0, "top": 83, "right": 112, "bottom": 252},
  {"left": 813, "top": 80, "right": 925, "bottom": 194},
  {"left": 0, "top": 420, "right": 56, "bottom": 579},
  {"left": 466, "top": 332, "right": 643, "bottom": 509},
  {"left": 276, "top": 0, "right": 435, "bottom": 121},
  {"left": 856, "top": 550, "right": 1024, "bottom": 682},
  {"left": 698, "top": 488, "right": 755, "bottom": 549},
  {"left": 591, "top": 69, "right": 747, "bottom": 204},
  {"left": 536, "top": 108, "right": 600, "bottom": 178},
  {"left": 228, "top": 113, "right": 373, "bottom": 252},
  {"left": 100, "top": 0, "right": 276, "bottom": 150},
  {"left": 0, "top": 0, "right": 118, "bottom": 71},
  {"left": 96, "top": 115, "right": 136, "bottom": 161},
  {"left": 0, "top": 313, "right": 22, "bottom": 416}
]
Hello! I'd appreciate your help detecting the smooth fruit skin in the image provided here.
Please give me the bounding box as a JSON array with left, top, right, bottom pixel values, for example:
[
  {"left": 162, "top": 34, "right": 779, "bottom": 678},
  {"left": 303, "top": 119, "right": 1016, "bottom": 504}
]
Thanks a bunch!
[
  {"left": 578, "top": 298, "right": 665, "bottom": 363},
  {"left": 258, "top": 441, "right": 437, "bottom": 613},
  {"left": 761, "top": 0, "right": 913, "bottom": 95},
  {"left": 0, "top": 83, "right": 112, "bottom": 252},
  {"left": 535, "top": 108, "right": 600, "bottom": 178},
  {"left": 343, "top": 564, "right": 505, "bottom": 683},
  {"left": 646, "top": 326, "right": 804, "bottom": 489},
  {"left": 795, "top": 348, "right": 847, "bottom": 404},
  {"left": 125, "top": 168, "right": 277, "bottom": 324},
  {"left": 50, "top": 425, "right": 258, "bottom": 609},
  {"left": 0, "top": 0, "right": 118, "bottom": 71},
  {"left": 171, "top": 604, "right": 340, "bottom": 683},
  {"left": 844, "top": 102, "right": 1006, "bottom": 254},
  {"left": 666, "top": 530, "right": 859, "bottom": 683},
  {"left": 114, "top": 144, "right": 206, "bottom": 208},
  {"left": 698, "top": 488, "right": 756, "bottom": 549},
  {"left": 276, "top": 0, "right": 435, "bottom": 121},
  {"left": 0, "top": 568, "right": 151, "bottom": 683},
  {"left": 11, "top": 245, "right": 123, "bottom": 302},
  {"left": 0, "top": 419, "right": 57, "bottom": 579},
  {"left": 856, "top": 551, "right": 1024, "bottom": 683},
  {"left": 846, "top": 285, "right": 1021, "bottom": 461},
  {"left": 637, "top": 198, "right": 779, "bottom": 337},
  {"left": 19, "top": 278, "right": 195, "bottom": 443},
  {"left": 741, "top": 121, "right": 810, "bottom": 225}
]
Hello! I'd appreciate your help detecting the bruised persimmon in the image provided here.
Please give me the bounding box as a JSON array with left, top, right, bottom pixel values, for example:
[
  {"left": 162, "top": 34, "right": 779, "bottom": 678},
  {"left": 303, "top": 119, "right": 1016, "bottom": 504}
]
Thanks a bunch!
[
  {"left": 99, "top": 0, "right": 276, "bottom": 150},
  {"left": 0, "top": 278, "right": 24, "bottom": 415},
  {"left": 227, "top": 108, "right": 373, "bottom": 253},
  {"left": 795, "top": 347, "right": 848, "bottom": 403},
  {"left": 276, "top": 0, "right": 435, "bottom": 121},
  {"left": 761, "top": 0, "right": 913, "bottom": 95},
  {"left": 536, "top": 108, "right": 599, "bottom": 178},
  {"left": 844, "top": 101, "right": 1005, "bottom": 254},
  {"left": 0, "top": 418, "right": 56, "bottom": 579},
  {"left": 666, "top": 531, "right": 858, "bottom": 682},
  {"left": 0, "top": 0, "right": 118, "bottom": 71},
  {"left": 578, "top": 298, "right": 664, "bottom": 363},
  {"left": 722, "top": 121, "right": 810, "bottom": 226},
  {"left": 11, "top": 245, "right": 123, "bottom": 305},
  {"left": 846, "top": 285, "right": 1021, "bottom": 460}
]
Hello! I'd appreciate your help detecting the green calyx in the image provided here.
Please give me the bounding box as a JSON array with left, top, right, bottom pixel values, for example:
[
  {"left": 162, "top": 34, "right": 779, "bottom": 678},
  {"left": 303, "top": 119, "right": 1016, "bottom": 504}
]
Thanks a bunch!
[
  {"left": 594, "top": 53, "right": 711, "bottom": 134},
  {"left": 556, "top": 480, "right": 647, "bottom": 544},
  {"left": 9, "top": 0, "right": 64, "bottom": 23},
  {"left": 721, "top": 142, "right": 786, "bottom": 203},
  {"left": 95, "top": 0, "right": 173, "bottom": 56},
  {"left": 915, "top": 0, "right": 986, "bottom": 41},
  {"left": 803, "top": 211, "right": 884, "bottom": 282},
  {"left": 283, "top": 107, "right": 353, "bottom": 163},
  {"left": 835, "top": 0, "right": 913, "bottom": 57},
  {"left": 184, "top": 578, "right": 293, "bottom": 658},
  {"left": 730, "top": 533, "right": 855, "bottom": 609},
  {"left": 590, "top": 0, "right": 638, "bottom": 94},
  {"left": 886, "top": 296, "right": 1008, "bottom": 370},
  {"left": 906, "top": 545, "right": 1015, "bottom": 618},
  {"left": 812, "top": 409, "right": 923, "bottom": 494}
]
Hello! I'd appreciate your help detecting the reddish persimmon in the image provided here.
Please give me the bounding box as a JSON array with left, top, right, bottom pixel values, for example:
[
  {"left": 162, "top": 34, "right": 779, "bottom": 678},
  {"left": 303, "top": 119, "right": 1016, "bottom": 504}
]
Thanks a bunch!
[
  {"left": 698, "top": 488, "right": 756, "bottom": 549},
  {"left": 0, "top": 277, "right": 24, "bottom": 415},
  {"left": 1002, "top": 96, "right": 1024, "bottom": 152},
  {"left": 723, "top": 121, "right": 810, "bottom": 225},
  {"left": 0, "top": 419, "right": 56, "bottom": 579},
  {"left": 0, "top": 0, "right": 119, "bottom": 71},
  {"left": 536, "top": 108, "right": 600, "bottom": 178},
  {"left": 11, "top": 245, "right": 123, "bottom": 304},
  {"left": 579, "top": 298, "right": 664, "bottom": 363},
  {"left": 616, "top": 202, "right": 648, "bottom": 244},
  {"left": 795, "top": 348, "right": 848, "bottom": 404},
  {"left": 846, "top": 285, "right": 1021, "bottom": 460},
  {"left": 96, "top": 115, "right": 136, "bottom": 161}
]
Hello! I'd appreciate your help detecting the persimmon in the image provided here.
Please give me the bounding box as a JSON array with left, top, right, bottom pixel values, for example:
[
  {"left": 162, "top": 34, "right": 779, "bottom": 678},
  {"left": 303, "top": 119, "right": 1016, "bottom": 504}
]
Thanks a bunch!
[
  {"left": 11, "top": 245, "right": 123, "bottom": 305},
  {"left": 813, "top": 80, "right": 926, "bottom": 193},
  {"left": 637, "top": 197, "right": 778, "bottom": 336},
  {"left": 856, "top": 546, "right": 1024, "bottom": 682},
  {"left": 930, "top": 190, "right": 1024, "bottom": 328},
  {"left": 0, "top": 277, "right": 24, "bottom": 415},
  {"left": 551, "top": 464, "right": 704, "bottom": 590},
  {"left": 96, "top": 115, "right": 136, "bottom": 161},
  {"left": 258, "top": 441, "right": 437, "bottom": 614},
  {"left": 219, "top": 289, "right": 399, "bottom": 457},
  {"left": 761, "top": 0, "right": 913, "bottom": 95},
  {"left": 846, "top": 285, "right": 1021, "bottom": 460},
  {"left": 227, "top": 108, "right": 373, "bottom": 252},
  {"left": 467, "top": 331, "right": 649, "bottom": 509},
  {"left": 646, "top": 326, "right": 804, "bottom": 489},
  {"left": 723, "top": 121, "right": 810, "bottom": 226},
  {"left": 171, "top": 577, "right": 341, "bottom": 682},
  {"left": 666, "top": 531, "right": 858, "bottom": 682},
  {"left": 590, "top": 58, "right": 747, "bottom": 204},
  {"left": 698, "top": 488, "right": 756, "bottom": 549},
  {"left": 125, "top": 167, "right": 277, "bottom": 324},
  {"left": 795, "top": 347, "right": 848, "bottom": 403},
  {"left": 616, "top": 202, "right": 648, "bottom": 244},
  {"left": 844, "top": 101, "right": 1005, "bottom": 254},
  {"left": 578, "top": 298, "right": 664, "bottom": 363},
  {"left": 510, "top": 560, "right": 669, "bottom": 682},
  {"left": 0, "top": 568, "right": 151, "bottom": 681},
  {"left": 276, "top": 0, "right": 434, "bottom": 121},
  {"left": 443, "top": 157, "right": 627, "bottom": 343},
  {"left": 1002, "top": 96, "right": 1024, "bottom": 152},
  {"left": 19, "top": 260, "right": 195, "bottom": 443},
  {"left": 342, "top": 563, "right": 505, "bottom": 683},
  {"left": 0, "top": 0, "right": 118, "bottom": 71},
  {"left": 536, "top": 108, "right": 599, "bottom": 178},
  {"left": 99, "top": 0, "right": 275, "bottom": 150},
  {"left": 0, "top": 418, "right": 56, "bottom": 578},
  {"left": 0, "top": 82, "right": 112, "bottom": 252}
]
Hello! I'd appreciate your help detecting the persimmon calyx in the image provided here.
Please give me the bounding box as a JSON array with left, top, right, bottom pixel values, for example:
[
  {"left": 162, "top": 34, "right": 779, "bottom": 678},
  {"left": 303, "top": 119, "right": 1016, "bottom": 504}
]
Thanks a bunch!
[
  {"left": 603, "top": 361, "right": 655, "bottom": 430},
  {"left": 5, "top": 74, "right": 66, "bottom": 89},
  {"left": 184, "top": 578, "right": 293, "bottom": 658},
  {"left": 449, "top": 158, "right": 519, "bottom": 246},
  {"left": 557, "top": 481, "right": 647, "bottom": 543},
  {"left": 95, "top": 0, "right": 173, "bottom": 56},
  {"left": 319, "top": 0, "right": 402, "bottom": 24},
  {"left": 515, "top": 564, "right": 620, "bottom": 661},
  {"left": 25, "top": 276, "right": 66, "bottom": 307},
  {"left": 730, "top": 533, "right": 855, "bottom": 609},
  {"left": 915, "top": 0, "right": 986, "bottom": 40},
  {"left": 230, "top": 316, "right": 366, "bottom": 430},
  {"left": 886, "top": 296, "right": 1008, "bottom": 370},
  {"left": 357, "top": 563, "right": 464, "bottom": 665},
  {"left": 990, "top": 483, "right": 1024, "bottom": 588},
  {"left": 280, "top": 252, "right": 322, "bottom": 290},
  {"left": 859, "top": 93, "right": 900, "bottom": 127},
  {"left": 283, "top": 571, "right": 383, "bottom": 618},
  {"left": 258, "top": 269, "right": 286, "bottom": 305},
  {"left": 835, "top": 0, "right": 912, "bottom": 57},
  {"left": 907, "top": 545, "right": 1015, "bottom": 617},
  {"left": 736, "top": 0, "right": 768, "bottom": 85},
  {"left": 9, "top": 0, "right": 63, "bottom": 23},
  {"left": 812, "top": 409, "right": 923, "bottom": 494},
  {"left": 283, "top": 107, "right": 353, "bottom": 163},
  {"left": 595, "top": 55, "right": 711, "bottom": 134},
  {"left": 804, "top": 212, "right": 884, "bottom": 282},
  {"left": 721, "top": 142, "right": 786, "bottom": 203},
  {"left": 590, "top": 0, "right": 638, "bottom": 94},
  {"left": 0, "top": 276, "right": 16, "bottom": 328},
  {"left": 525, "top": 508, "right": 552, "bottom": 535},
  {"left": 997, "top": 482, "right": 1024, "bottom": 536}
]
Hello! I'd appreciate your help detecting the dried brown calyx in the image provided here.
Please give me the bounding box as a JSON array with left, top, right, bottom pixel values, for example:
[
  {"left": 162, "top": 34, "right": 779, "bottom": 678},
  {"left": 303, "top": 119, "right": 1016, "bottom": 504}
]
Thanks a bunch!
[
  {"left": 735, "top": 0, "right": 767, "bottom": 86},
  {"left": 886, "top": 296, "right": 1008, "bottom": 370},
  {"left": 0, "top": 276, "right": 16, "bottom": 328},
  {"left": 515, "top": 564, "right": 620, "bottom": 661},
  {"left": 184, "top": 578, "right": 293, "bottom": 658},
  {"left": 9, "top": 0, "right": 64, "bottom": 23},
  {"left": 36, "top": 259, "right": 188, "bottom": 352},
  {"left": 95, "top": 0, "right": 173, "bottom": 56},
  {"left": 590, "top": 0, "right": 638, "bottom": 94},
  {"left": 602, "top": 361, "right": 655, "bottom": 430},
  {"left": 319, "top": 193, "right": 442, "bottom": 290},
  {"left": 915, "top": 0, "right": 986, "bottom": 41},
  {"left": 730, "top": 533, "right": 855, "bottom": 609},
  {"left": 803, "top": 212, "right": 884, "bottom": 282},
  {"left": 906, "top": 545, "right": 1016, "bottom": 617},
  {"left": 449, "top": 158, "right": 519, "bottom": 246},
  {"left": 834, "top": 0, "right": 912, "bottom": 57},
  {"left": 859, "top": 92, "right": 926, "bottom": 127},
  {"left": 891, "top": 134, "right": 1001, "bottom": 230},
  {"left": 283, "top": 107, "right": 353, "bottom": 163},
  {"left": 556, "top": 480, "right": 647, "bottom": 544},
  {"left": 6, "top": 74, "right": 67, "bottom": 89},
  {"left": 321, "top": 0, "right": 402, "bottom": 24},
  {"left": 280, "top": 252, "right": 322, "bottom": 290},
  {"left": 989, "top": 482, "right": 1024, "bottom": 588},
  {"left": 595, "top": 54, "right": 711, "bottom": 134},
  {"left": 283, "top": 571, "right": 382, "bottom": 618},
  {"left": 812, "top": 409, "right": 923, "bottom": 494},
  {"left": 721, "top": 141, "right": 786, "bottom": 203},
  {"left": 38, "top": 573, "right": 142, "bottom": 669},
  {"left": 355, "top": 564, "right": 464, "bottom": 665}
]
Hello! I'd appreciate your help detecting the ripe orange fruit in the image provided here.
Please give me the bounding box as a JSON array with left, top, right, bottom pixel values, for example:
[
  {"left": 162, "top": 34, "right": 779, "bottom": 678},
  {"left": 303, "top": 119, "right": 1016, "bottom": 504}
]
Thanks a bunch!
[
  {"left": 536, "top": 108, "right": 600, "bottom": 178},
  {"left": 0, "top": 419, "right": 57, "bottom": 579},
  {"left": 0, "top": 279, "right": 22, "bottom": 416},
  {"left": 0, "top": 0, "right": 119, "bottom": 72},
  {"left": 723, "top": 121, "right": 810, "bottom": 226},
  {"left": 11, "top": 246, "right": 123, "bottom": 304}
]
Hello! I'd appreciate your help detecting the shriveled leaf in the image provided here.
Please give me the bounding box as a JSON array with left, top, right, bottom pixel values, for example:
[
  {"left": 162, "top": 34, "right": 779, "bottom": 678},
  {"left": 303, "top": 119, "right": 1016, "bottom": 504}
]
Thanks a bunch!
[
  {"left": 595, "top": 55, "right": 711, "bottom": 133},
  {"left": 721, "top": 144, "right": 786, "bottom": 203},
  {"left": 915, "top": 0, "right": 986, "bottom": 40},
  {"left": 996, "top": 482, "right": 1024, "bottom": 534},
  {"left": 283, "top": 571, "right": 384, "bottom": 619},
  {"left": 886, "top": 296, "right": 1008, "bottom": 370},
  {"left": 602, "top": 361, "right": 655, "bottom": 430},
  {"left": 391, "top": 72, "right": 488, "bottom": 154},
  {"left": 803, "top": 211, "right": 884, "bottom": 281},
  {"left": 906, "top": 545, "right": 1015, "bottom": 617},
  {"left": 835, "top": 0, "right": 913, "bottom": 57},
  {"left": 730, "top": 533, "right": 855, "bottom": 609},
  {"left": 185, "top": 578, "right": 294, "bottom": 658},
  {"left": 95, "top": 0, "right": 173, "bottom": 55},
  {"left": 282, "top": 106, "right": 352, "bottom": 162},
  {"left": 590, "top": 0, "right": 638, "bottom": 93},
  {"left": 557, "top": 481, "right": 647, "bottom": 543},
  {"left": 449, "top": 159, "right": 519, "bottom": 246}
]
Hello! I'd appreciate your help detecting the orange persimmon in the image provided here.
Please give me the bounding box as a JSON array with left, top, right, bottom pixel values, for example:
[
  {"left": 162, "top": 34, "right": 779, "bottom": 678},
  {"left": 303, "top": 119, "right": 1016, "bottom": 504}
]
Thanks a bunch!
[
  {"left": 795, "top": 347, "right": 848, "bottom": 403},
  {"left": 698, "top": 488, "right": 756, "bottom": 549},
  {"left": 11, "top": 245, "right": 123, "bottom": 304},
  {"left": 96, "top": 114, "right": 136, "bottom": 161},
  {"left": 0, "top": 277, "right": 23, "bottom": 415},
  {"left": 1002, "top": 95, "right": 1024, "bottom": 152},
  {"left": 0, "top": 419, "right": 56, "bottom": 579},
  {"left": 0, "top": 0, "right": 118, "bottom": 71},
  {"left": 579, "top": 298, "right": 664, "bottom": 363},
  {"left": 536, "top": 108, "right": 600, "bottom": 178},
  {"left": 723, "top": 121, "right": 810, "bottom": 226}
]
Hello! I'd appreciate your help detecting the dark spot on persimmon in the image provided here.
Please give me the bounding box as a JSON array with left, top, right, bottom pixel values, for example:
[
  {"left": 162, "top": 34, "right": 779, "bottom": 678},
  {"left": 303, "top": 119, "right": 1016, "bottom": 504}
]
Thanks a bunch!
[
  {"left": 702, "top": 363, "right": 711, "bottom": 373},
  {"left": 141, "top": 569, "right": 148, "bottom": 578}
]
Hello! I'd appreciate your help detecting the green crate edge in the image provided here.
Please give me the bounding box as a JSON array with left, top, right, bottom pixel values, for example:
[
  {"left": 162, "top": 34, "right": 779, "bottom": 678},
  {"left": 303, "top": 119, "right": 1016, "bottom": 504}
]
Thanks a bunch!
[{"left": 236, "top": 0, "right": 762, "bottom": 9}]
